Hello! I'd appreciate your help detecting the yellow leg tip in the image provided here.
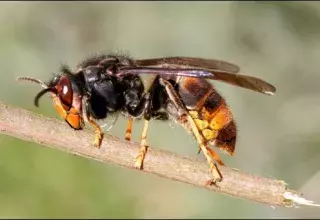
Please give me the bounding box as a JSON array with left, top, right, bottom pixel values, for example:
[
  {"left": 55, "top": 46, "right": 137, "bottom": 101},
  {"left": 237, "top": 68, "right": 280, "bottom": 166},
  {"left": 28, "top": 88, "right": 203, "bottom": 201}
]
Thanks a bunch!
[
  {"left": 134, "top": 146, "right": 148, "bottom": 170},
  {"left": 93, "top": 142, "right": 101, "bottom": 148},
  {"left": 134, "top": 157, "right": 143, "bottom": 170},
  {"left": 205, "top": 169, "right": 223, "bottom": 187},
  {"left": 92, "top": 133, "right": 103, "bottom": 148},
  {"left": 205, "top": 177, "right": 222, "bottom": 188},
  {"left": 125, "top": 134, "right": 131, "bottom": 141},
  {"left": 204, "top": 162, "right": 223, "bottom": 186}
]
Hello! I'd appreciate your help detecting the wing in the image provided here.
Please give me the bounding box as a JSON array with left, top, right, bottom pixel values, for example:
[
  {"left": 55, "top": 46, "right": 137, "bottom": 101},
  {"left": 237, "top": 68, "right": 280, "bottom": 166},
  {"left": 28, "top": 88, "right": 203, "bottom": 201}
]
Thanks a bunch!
[
  {"left": 118, "top": 57, "right": 276, "bottom": 95},
  {"left": 136, "top": 56, "right": 240, "bottom": 74}
]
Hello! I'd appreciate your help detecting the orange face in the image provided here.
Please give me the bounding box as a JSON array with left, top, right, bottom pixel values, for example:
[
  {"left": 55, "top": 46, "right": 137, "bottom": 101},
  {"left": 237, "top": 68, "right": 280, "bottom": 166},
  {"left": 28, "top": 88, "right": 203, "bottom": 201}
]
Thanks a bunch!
[{"left": 51, "top": 75, "right": 84, "bottom": 130}]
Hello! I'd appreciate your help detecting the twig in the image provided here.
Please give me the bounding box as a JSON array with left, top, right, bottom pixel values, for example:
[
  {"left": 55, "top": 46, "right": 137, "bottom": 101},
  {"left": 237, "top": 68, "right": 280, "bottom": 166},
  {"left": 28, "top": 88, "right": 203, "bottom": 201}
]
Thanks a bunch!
[{"left": 0, "top": 101, "right": 318, "bottom": 208}]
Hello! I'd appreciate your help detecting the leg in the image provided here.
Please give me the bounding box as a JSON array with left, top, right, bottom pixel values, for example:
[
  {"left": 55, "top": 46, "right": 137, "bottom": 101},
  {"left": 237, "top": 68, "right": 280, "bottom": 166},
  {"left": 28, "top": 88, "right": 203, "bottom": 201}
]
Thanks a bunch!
[
  {"left": 125, "top": 118, "right": 134, "bottom": 141},
  {"left": 125, "top": 92, "right": 151, "bottom": 118},
  {"left": 159, "top": 78, "right": 224, "bottom": 184},
  {"left": 122, "top": 87, "right": 153, "bottom": 169},
  {"left": 125, "top": 112, "right": 167, "bottom": 143},
  {"left": 196, "top": 144, "right": 226, "bottom": 167},
  {"left": 206, "top": 146, "right": 225, "bottom": 166},
  {"left": 131, "top": 77, "right": 169, "bottom": 169},
  {"left": 134, "top": 119, "right": 149, "bottom": 169},
  {"left": 82, "top": 95, "right": 104, "bottom": 148},
  {"left": 88, "top": 115, "right": 104, "bottom": 148},
  {"left": 151, "top": 111, "right": 169, "bottom": 120},
  {"left": 186, "top": 113, "right": 223, "bottom": 183}
]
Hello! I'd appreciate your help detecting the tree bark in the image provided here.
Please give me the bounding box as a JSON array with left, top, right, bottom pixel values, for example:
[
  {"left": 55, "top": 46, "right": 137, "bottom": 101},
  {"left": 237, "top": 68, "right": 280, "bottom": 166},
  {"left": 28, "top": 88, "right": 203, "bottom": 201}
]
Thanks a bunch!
[{"left": 0, "top": 101, "right": 318, "bottom": 208}]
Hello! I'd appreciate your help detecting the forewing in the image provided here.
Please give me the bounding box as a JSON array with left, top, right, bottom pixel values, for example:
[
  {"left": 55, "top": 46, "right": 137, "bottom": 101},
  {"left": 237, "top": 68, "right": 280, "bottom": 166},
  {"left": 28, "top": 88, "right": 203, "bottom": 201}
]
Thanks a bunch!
[
  {"left": 136, "top": 57, "right": 240, "bottom": 74},
  {"left": 118, "top": 66, "right": 276, "bottom": 95}
]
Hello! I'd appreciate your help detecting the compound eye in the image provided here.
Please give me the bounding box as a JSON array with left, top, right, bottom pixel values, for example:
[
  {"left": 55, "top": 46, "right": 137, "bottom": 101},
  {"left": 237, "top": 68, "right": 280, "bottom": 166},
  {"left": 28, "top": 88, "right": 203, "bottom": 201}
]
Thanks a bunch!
[{"left": 56, "top": 76, "right": 73, "bottom": 111}]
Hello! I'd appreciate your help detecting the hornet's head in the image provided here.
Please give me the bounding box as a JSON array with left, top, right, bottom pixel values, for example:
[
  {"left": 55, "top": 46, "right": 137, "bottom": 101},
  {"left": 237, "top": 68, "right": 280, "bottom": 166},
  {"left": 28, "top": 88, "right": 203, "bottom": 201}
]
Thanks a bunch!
[{"left": 17, "top": 69, "right": 84, "bottom": 130}]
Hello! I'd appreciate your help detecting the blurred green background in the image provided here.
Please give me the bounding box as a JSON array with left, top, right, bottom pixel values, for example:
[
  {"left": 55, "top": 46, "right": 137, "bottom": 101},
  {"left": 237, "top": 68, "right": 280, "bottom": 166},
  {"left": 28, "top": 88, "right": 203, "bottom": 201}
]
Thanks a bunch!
[{"left": 0, "top": 1, "right": 320, "bottom": 218}]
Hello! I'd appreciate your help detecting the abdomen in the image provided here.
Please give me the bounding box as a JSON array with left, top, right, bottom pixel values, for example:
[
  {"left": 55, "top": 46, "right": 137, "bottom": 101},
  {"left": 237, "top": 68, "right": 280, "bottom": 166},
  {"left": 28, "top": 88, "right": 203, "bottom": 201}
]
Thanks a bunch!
[{"left": 176, "top": 77, "right": 237, "bottom": 155}]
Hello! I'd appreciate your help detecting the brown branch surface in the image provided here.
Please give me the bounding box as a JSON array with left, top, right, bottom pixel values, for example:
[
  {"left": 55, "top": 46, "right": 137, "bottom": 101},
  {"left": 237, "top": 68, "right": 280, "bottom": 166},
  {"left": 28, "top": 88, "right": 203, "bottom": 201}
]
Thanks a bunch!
[{"left": 0, "top": 101, "right": 315, "bottom": 208}]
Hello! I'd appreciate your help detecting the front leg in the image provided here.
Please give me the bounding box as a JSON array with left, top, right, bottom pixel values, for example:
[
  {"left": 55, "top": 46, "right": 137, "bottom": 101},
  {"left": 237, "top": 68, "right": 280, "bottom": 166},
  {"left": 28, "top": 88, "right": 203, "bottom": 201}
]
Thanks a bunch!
[{"left": 81, "top": 95, "right": 104, "bottom": 148}]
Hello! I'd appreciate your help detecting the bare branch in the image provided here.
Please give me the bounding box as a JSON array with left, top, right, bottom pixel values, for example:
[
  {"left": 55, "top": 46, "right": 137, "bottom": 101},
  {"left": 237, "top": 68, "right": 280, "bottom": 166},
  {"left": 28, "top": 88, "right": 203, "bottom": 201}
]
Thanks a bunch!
[{"left": 0, "top": 101, "right": 318, "bottom": 208}]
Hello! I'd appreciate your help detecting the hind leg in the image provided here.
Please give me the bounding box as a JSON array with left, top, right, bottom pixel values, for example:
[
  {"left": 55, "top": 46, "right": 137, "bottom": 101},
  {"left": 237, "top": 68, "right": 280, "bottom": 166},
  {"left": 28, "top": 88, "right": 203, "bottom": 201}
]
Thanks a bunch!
[{"left": 159, "top": 78, "right": 224, "bottom": 184}]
